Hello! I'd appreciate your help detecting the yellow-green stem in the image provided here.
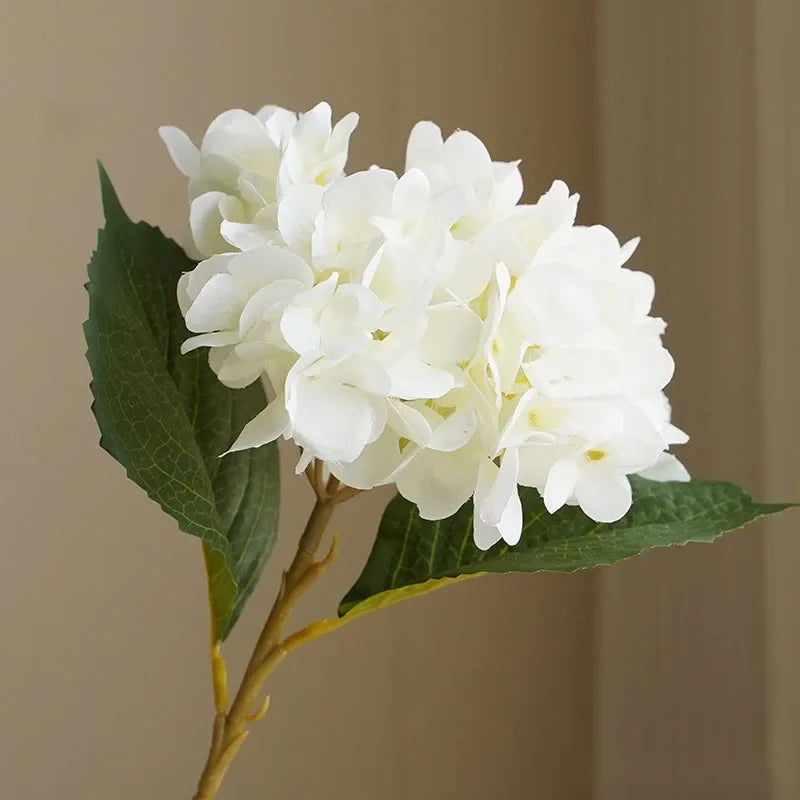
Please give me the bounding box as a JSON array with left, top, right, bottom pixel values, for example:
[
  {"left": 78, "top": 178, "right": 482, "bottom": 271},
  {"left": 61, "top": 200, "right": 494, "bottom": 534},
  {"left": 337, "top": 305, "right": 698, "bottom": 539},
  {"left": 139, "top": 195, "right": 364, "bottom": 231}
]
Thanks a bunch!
[{"left": 193, "top": 473, "right": 347, "bottom": 800}]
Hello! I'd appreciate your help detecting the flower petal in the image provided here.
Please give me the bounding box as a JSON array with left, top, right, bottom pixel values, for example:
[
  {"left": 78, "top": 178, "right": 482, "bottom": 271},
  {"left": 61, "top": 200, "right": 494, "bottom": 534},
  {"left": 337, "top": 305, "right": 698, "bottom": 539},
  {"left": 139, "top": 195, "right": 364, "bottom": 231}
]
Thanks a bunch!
[
  {"left": 473, "top": 512, "right": 503, "bottom": 551},
  {"left": 329, "top": 111, "right": 360, "bottom": 151},
  {"left": 225, "top": 397, "right": 289, "bottom": 454},
  {"left": 437, "top": 239, "right": 494, "bottom": 302},
  {"left": 227, "top": 245, "right": 314, "bottom": 287},
  {"left": 181, "top": 330, "right": 240, "bottom": 354},
  {"left": 159, "top": 125, "right": 200, "bottom": 177},
  {"left": 238, "top": 279, "right": 307, "bottom": 338},
  {"left": 386, "top": 399, "right": 433, "bottom": 445},
  {"left": 220, "top": 221, "right": 278, "bottom": 251},
  {"left": 421, "top": 303, "right": 482, "bottom": 365},
  {"left": 395, "top": 447, "right": 482, "bottom": 520},
  {"left": 637, "top": 453, "right": 690, "bottom": 482},
  {"left": 575, "top": 469, "right": 632, "bottom": 523},
  {"left": 290, "top": 375, "right": 383, "bottom": 463},
  {"left": 477, "top": 447, "right": 519, "bottom": 526},
  {"left": 498, "top": 485, "right": 523, "bottom": 545},
  {"left": 190, "top": 191, "right": 238, "bottom": 257},
  {"left": 385, "top": 354, "right": 455, "bottom": 400},
  {"left": 428, "top": 405, "right": 477, "bottom": 452},
  {"left": 184, "top": 273, "right": 242, "bottom": 333},
  {"left": 329, "top": 427, "right": 412, "bottom": 490},
  {"left": 405, "top": 121, "right": 444, "bottom": 171},
  {"left": 277, "top": 184, "right": 324, "bottom": 255},
  {"left": 543, "top": 458, "right": 580, "bottom": 514}
]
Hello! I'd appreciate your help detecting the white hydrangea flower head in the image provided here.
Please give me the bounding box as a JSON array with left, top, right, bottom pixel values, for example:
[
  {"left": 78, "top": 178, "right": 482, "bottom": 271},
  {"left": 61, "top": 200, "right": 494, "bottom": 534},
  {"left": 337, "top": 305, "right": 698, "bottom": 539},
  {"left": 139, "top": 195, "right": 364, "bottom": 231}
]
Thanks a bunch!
[
  {"left": 160, "top": 101, "right": 358, "bottom": 259},
  {"left": 405, "top": 121, "right": 523, "bottom": 239},
  {"left": 165, "top": 102, "right": 689, "bottom": 550}
]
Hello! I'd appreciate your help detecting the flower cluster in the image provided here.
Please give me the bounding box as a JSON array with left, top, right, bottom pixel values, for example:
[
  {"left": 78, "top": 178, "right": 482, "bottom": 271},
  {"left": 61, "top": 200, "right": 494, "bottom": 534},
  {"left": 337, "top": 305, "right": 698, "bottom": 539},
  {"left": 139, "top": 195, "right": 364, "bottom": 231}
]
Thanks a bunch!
[{"left": 161, "top": 101, "right": 689, "bottom": 549}]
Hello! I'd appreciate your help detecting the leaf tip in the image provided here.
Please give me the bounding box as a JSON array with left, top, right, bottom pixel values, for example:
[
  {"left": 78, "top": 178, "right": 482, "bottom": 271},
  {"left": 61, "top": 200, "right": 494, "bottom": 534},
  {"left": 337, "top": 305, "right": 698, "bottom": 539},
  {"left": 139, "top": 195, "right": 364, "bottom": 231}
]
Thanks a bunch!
[{"left": 96, "top": 161, "right": 127, "bottom": 224}]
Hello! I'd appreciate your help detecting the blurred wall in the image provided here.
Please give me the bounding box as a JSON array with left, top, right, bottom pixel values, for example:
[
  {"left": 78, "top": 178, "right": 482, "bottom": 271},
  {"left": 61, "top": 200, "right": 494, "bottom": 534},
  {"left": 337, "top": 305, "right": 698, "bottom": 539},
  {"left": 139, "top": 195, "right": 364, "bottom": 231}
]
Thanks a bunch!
[
  {"left": 595, "top": 1, "right": 800, "bottom": 798},
  {"left": 757, "top": 4, "right": 800, "bottom": 797},
  {"left": 0, "top": 1, "right": 597, "bottom": 799}
]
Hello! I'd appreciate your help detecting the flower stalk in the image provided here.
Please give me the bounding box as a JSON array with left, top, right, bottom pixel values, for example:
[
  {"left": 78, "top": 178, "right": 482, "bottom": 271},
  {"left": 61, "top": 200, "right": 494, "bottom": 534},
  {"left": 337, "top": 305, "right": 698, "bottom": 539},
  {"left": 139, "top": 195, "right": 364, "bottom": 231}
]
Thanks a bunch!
[{"left": 193, "top": 468, "right": 352, "bottom": 800}]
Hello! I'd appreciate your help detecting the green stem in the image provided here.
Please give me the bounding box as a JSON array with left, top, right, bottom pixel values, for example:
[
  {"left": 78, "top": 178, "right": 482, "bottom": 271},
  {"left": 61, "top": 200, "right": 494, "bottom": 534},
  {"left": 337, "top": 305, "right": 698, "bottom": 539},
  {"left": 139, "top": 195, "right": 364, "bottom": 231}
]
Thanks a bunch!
[{"left": 193, "top": 473, "right": 347, "bottom": 800}]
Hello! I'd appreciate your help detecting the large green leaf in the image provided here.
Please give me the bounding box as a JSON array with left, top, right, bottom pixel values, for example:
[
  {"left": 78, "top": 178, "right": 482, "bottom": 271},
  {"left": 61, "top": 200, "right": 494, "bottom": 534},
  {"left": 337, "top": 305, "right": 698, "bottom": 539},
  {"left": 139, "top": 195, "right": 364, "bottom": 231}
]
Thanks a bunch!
[
  {"left": 84, "top": 165, "right": 279, "bottom": 641},
  {"left": 340, "top": 478, "right": 792, "bottom": 617}
]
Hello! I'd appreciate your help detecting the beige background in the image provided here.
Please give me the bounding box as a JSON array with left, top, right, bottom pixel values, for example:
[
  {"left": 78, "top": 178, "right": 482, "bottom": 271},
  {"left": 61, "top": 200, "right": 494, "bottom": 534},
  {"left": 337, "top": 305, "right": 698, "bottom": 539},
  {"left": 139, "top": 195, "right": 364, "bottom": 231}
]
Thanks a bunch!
[{"left": 0, "top": 1, "right": 796, "bottom": 798}]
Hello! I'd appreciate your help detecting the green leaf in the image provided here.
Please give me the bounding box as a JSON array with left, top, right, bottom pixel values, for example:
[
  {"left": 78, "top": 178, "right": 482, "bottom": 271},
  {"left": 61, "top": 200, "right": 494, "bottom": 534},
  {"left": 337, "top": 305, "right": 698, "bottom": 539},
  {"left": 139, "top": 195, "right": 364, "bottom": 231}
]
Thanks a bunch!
[
  {"left": 339, "top": 478, "right": 793, "bottom": 618},
  {"left": 84, "top": 165, "right": 279, "bottom": 641}
]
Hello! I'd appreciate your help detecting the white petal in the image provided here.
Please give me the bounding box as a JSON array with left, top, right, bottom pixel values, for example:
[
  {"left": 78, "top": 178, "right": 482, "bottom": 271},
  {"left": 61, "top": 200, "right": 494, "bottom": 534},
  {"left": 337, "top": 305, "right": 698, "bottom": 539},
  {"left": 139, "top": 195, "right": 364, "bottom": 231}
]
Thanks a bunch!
[
  {"left": 473, "top": 512, "right": 503, "bottom": 551},
  {"left": 443, "top": 131, "right": 492, "bottom": 183},
  {"left": 326, "top": 353, "right": 391, "bottom": 396},
  {"left": 428, "top": 405, "right": 477, "bottom": 452},
  {"left": 329, "top": 111, "right": 359, "bottom": 151},
  {"left": 225, "top": 398, "right": 289, "bottom": 454},
  {"left": 637, "top": 453, "right": 690, "bottom": 482},
  {"left": 277, "top": 184, "right": 324, "bottom": 254},
  {"left": 471, "top": 261, "right": 511, "bottom": 372},
  {"left": 498, "top": 485, "right": 523, "bottom": 545},
  {"left": 257, "top": 105, "right": 297, "bottom": 145},
  {"left": 512, "top": 263, "right": 597, "bottom": 346},
  {"left": 365, "top": 394, "right": 389, "bottom": 447},
  {"left": 294, "top": 448, "right": 314, "bottom": 475},
  {"left": 181, "top": 330, "right": 240, "bottom": 354},
  {"left": 437, "top": 239, "right": 494, "bottom": 302},
  {"left": 534, "top": 224, "right": 621, "bottom": 279},
  {"left": 320, "top": 284, "right": 384, "bottom": 355},
  {"left": 227, "top": 245, "right": 314, "bottom": 287},
  {"left": 201, "top": 109, "right": 273, "bottom": 162},
  {"left": 281, "top": 304, "right": 321, "bottom": 354},
  {"left": 238, "top": 279, "right": 307, "bottom": 338},
  {"left": 183, "top": 254, "right": 234, "bottom": 303},
  {"left": 184, "top": 273, "right": 242, "bottom": 333},
  {"left": 477, "top": 448, "right": 519, "bottom": 527},
  {"left": 190, "top": 192, "right": 233, "bottom": 257},
  {"left": 279, "top": 275, "right": 338, "bottom": 354},
  {"left": 290, "top": 376, "right": 382, "bottom": 462},
  {"left": 257, "top": 105, "right": 298, "bottom": 145},
  {"left": 405, "top": 121, "right": 443, "bottom": 171},
  {"left": 493, "top": 160, "right": 523, "bottom": 211},
  {"left": 386, "top": 354, "right": 455, "bottom": 400},
  {"left": 214, "top": 345, "right": 269, "bottom": 388},
  {"left": 421, "top": 304, "right": 482, "bottom": 365},
  {"left": 294, "top": 102, "right": 333, "bottom": 147},
  {"left": 392, "top": 168, "right": 431, "bottom": 217},
  {"left": 474, "top": 476, "right": 524, "bottom": 550},
  {"left": 371, "top": 316, "right": 427, "bottom": 365},
  {"left": 188, "top": 153, "right": 238, "bottom": 197},
  {"left": 395, "top": 447, "right": 481, "bottom": 520},
  {"left": 236, "top": 173, "right": 269, "bottom": 206},
  {"left": 362, "top": 244, "right": 434, "bottom": 317},
  {"left": 614, "top": 268, "right": 655, "bottom": 317},
  {"left": 517, "top": 443, "right": 565, "bottom": 489},
  {"left": 575, "top": 469, "right": 632, "bottom": 523},
  {"left": 387, "top": 399, "right": 433, "bottom": 445},
  {"left": 159, "top": 126, "right": 200, "bottom": 177},
  {"left": 620, "top": 236, "right": 641, "bottom": 265},
  {"left": 318, "top": 169, "right": 396, "bottom": 248},
  {"left": 189, "top": 192, "right": 241, "bottom": 256},
  {"left": 220, "top": 221, "right": 278, "bottom": 251},
  {"left": 430, "top": 184, "right": 475, "bottom": 232},
  {"left": 664, "top": 423, "right": 690, "bottom": 445},
  {"left": 628, "top": 342, "right": 675, "bottom": 395},
  {"left": 329, "top": 426, "right": 411, "bottom": 490},
  {"left": 543, "top": 458, "right": 580, "bottom": 514},
  {"left": 177, "top": 272, "right": 193, "bottom": 315}
]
